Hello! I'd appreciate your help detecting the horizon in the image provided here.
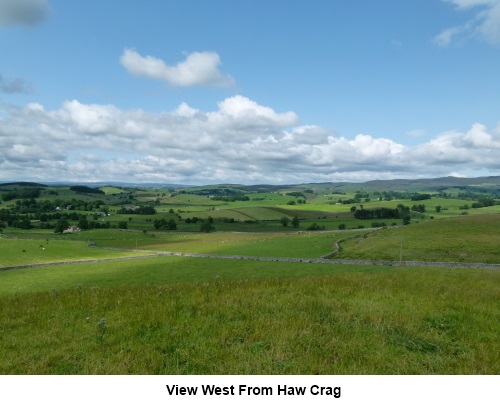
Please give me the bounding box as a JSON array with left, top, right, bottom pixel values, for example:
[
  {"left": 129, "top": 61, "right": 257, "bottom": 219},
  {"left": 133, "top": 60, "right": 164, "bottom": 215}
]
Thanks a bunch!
[{"left": 2, "top": 174, "right": 500, "bottom": 189}]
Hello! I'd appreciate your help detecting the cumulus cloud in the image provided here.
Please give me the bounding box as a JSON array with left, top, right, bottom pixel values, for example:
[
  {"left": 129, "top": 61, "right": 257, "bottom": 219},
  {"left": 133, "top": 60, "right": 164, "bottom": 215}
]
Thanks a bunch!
[
  {"left": 0, "top": 0, "right": 49, "bottom": 27},
  {"left": 0, "top": 96, "right": 499, "bottom": 183},
  {"left": 120, "top": 49, "right": 235, "bottom": 88},
  {"left": 434, "top": 0, "right": 500, "bottom": 45}
]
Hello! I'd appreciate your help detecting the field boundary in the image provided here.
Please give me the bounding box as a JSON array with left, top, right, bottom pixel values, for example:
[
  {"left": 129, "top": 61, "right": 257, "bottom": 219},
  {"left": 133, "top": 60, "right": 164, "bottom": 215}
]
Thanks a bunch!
[{"left": 2, "top": 246, "right": 499, "bottom": 272}]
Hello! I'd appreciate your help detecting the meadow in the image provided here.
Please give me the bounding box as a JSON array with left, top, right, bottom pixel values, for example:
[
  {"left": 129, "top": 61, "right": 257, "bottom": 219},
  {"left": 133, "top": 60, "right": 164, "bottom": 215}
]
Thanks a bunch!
[
  {"left": 0, "top": 237, "right": 152, "bottom": 268},
  {"left": 0, "top": 180, "right": 499, "bottom": 374},
  {"left": 0, "top": 257, "right": 498, "bottom": 374},
  {"left": 335, "top": 214, "right": 500, "bottom": 263}
]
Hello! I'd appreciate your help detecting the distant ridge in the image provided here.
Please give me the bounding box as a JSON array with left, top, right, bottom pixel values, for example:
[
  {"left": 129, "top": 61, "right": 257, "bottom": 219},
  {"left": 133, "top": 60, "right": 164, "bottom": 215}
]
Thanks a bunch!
[
  {"left": 0, "top": 182, "right": 47, "bottom": 188},
  {"left": 0, "top": 176, "right": 499, "bottom": 191},
  {"left": 356, "top": 176, "right": 500, "bottom": 191}
]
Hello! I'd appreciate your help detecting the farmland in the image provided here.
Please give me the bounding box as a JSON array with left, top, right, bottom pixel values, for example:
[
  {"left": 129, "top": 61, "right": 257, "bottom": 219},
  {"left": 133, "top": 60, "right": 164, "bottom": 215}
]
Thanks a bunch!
[{"left": 0, "top": 177, "right": 499, "bottom": 374}]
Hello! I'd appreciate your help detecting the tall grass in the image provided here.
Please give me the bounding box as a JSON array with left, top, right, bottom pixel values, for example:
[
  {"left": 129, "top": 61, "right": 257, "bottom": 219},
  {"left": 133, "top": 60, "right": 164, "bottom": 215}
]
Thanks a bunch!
[
  {"left": 1, "top": 265, "right": 498, "bottom": 374},
  {"left": 337, "top": 214, "right": 500, "bottom": 263}
]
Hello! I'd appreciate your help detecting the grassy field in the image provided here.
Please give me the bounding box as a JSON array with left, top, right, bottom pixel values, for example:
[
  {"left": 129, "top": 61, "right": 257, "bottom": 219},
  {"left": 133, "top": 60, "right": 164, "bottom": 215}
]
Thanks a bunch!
[
  {"left": 336, "top": 214, "right": 500, "bottom": 263},
  {"left": 0, "top": 237, "right": 151, "bottom": 267},
  {"left": 85, "top": 229, "right": 361, "bottom": 258},
  {"left": 0, "top": 257, "right": 498, "bottom": 374}
]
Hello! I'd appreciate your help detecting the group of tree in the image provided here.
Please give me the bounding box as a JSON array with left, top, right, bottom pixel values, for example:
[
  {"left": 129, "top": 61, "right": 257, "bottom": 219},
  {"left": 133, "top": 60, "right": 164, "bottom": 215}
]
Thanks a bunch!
[
  {"left": 184, "top": 216, "right": 203, "bottom": 224},
  {"left": 307, "top": 222, "right": 325, "bottom": 231},
  {"left": 117, "top": 206, "right": 156, "bottom": 215},
  {"left": 69, "top": 185, "right": 105, "bottom": 195},
  {"left": 4, "top": 197, "right": 105, "bottom": 215},
  {"left": 472, "top": 197, "right": 497, "bottom": 208},
  {"left": 153, "top": 218, "right": 177, "bottom": 230},
  {"left": 211, "top": 194, "right": 250, "bottom": 202},
  {"left": 286, "top": 192, "right": 306, "bottom": 198},
  {"left": 372, "top": 190, "right": 414, "bottom": 201},
  {"left": 280, "top": 216, "right": 300, "bottom": 228},
  {"left": 1, "top": 188, "right": 41, "bottom": 201},
  {"left": 410, "top": 193, "right": 432, "bottom": 201},
  {"left": 353, "top": 204, "right": 411, "bottom": 224},
  {"left": 411, "top": 204, "right": 426, "bottom": 213},
  {"left": 200, "top": 216, "right": 215, "bottom": 232}
]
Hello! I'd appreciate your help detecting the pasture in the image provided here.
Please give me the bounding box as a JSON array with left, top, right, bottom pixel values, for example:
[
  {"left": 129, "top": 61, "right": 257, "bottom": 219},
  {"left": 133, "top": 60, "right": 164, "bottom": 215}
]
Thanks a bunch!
[
  {"left": 335, "top": 214, "right": 500, "bottom": 263},
  {"left": 0, "top": 258, "right": 498, "bottom": 374},
  {"left": 0, "top": 237, "right": 150, "bottom": 268}
]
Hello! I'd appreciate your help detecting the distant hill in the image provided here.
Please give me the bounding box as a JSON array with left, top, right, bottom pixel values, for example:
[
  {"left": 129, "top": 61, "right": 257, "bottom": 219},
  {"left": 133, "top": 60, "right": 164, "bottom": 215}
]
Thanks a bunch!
[
  {"left": 352, "top": 176, "right": 500, "bottom": 192},
  {"left": 1, "top": 176, "right": 499, "bottom": 193},
  {"left": 0, "top": 182, "right": 47, "bottom": 188}
]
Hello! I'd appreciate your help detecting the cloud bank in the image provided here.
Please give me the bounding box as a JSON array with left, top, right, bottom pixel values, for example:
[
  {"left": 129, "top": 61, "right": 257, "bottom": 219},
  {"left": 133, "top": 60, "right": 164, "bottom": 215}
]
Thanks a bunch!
[
  {"left": 0, "top": 96, "right": 499, "bottom": 184},
  {"left": 435, "top": 0, "right": 500, "bottom": 45},
  {"left": 120, "top": 49, "right": 235, "bottom": 88},
  {"left": 0, "top": 0, "right": 49, "bottom": 27}
]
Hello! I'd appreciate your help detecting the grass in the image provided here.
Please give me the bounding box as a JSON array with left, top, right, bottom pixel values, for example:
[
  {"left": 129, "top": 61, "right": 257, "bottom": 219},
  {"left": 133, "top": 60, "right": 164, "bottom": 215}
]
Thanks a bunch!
[
  {"left": 81, "top": 229, "right": 364, "bottom": 258},
  {"left": 0, "top": 260, "right": 498, "bottom": 374},
  {"left": 336, "top": 214, "right": 500, "bottom": 263},
  {"left": 0, "top": 256, "right": 353, "bottom": 296},
  {"left": 0, "top": 237, "right": 150, "bottom": 268}
]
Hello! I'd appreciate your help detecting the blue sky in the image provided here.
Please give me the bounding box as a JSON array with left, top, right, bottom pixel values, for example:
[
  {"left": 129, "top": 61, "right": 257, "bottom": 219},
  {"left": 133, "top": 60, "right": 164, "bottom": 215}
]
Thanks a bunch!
[{"left": 1, "top": 0, "right": 499, "bottom": 184}]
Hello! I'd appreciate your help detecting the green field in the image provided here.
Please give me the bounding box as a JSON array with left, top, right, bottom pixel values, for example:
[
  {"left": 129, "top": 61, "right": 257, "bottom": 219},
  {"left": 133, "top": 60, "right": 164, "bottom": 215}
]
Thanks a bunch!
[
  {"left": 0, "top": 237, "right": 151, "bottom": 267},
  {"left": 1, "top": 180, "right": 499, "bottom": 375},
  {"left": 335, "top": 214, "right": 500, "bottom": 263},
  {"left": 83, "top": 229, "right": 360, "bottom": 258},
  {"left": 0, "top": 257, "right": 498, "bottom": 374}
]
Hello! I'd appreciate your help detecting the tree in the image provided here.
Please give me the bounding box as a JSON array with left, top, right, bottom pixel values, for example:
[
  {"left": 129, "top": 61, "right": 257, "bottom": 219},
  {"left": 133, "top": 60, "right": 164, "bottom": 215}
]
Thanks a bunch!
[
  {"left": 307, "top": 222, "right": 325, "bottom": 231},
  {"left": 117, "top": 221, "right": 128, "bottom": 230},
  {"left": 338, "top": 223, "right": 346, "bottom": 230},
  {"left": 78, "top": 215, "right": 89, "bottom": 230},
  {"left": 200, "top": 222, "right": 215, "bottom": 233},
  {"left": 291, "top": 215, "right": 299, "bottom": 228},
  {"left": 435, "top": 205, "right": 442, "bottom": 213},
  {"left": 280, "top": 217, "right": 289, "bottom": 227},
  {"left": 154, "top": 218, "right": 167, "bottom": 229},
  {"left": 54, "top": 218, "right": 70, "bottom": 234}
]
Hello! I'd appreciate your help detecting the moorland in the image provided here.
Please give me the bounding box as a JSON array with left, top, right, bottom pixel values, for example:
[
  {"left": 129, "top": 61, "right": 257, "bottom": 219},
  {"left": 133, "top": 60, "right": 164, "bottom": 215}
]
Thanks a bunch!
[{"left": 0, "top": 176, "right": 499, "bottom": 374}]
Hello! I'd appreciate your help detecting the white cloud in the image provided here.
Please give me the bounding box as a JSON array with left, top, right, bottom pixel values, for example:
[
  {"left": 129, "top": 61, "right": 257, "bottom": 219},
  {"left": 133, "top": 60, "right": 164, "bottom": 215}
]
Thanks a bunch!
[
  {"left": 120, "top": 49, "right": 235, "bottom": 88},
  {"left": 0, "top": 0, "right": 49, "bottom": 27},
  {"left": 435, "top": 0, "right": 500, "bottom": 45},
  {"left": 0, "top": 96, "right": 499, "bottom": 184}
]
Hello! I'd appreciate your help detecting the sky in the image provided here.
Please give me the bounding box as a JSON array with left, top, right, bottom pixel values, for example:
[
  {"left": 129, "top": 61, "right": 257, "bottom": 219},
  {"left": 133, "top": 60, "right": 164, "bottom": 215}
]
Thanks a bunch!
[{"left": 1, "top": 0, "right": 500, "bottom": 185}]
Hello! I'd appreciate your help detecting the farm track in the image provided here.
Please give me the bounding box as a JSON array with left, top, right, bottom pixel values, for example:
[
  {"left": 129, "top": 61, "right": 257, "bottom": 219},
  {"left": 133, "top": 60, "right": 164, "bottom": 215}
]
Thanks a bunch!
[{"left": 1, "top": 245, "right": 499, "bottom": 272}]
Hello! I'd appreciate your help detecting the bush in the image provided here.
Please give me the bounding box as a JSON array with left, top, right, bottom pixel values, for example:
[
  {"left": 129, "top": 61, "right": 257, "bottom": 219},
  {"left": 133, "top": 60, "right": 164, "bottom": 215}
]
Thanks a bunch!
[
  {"left": 200, "top": 222, "right": 215, "bottom": 233},
  {"left": 307, "top": 223, "right": 325, "bottom": 231},
  {"left": 117, "top": 221, "right": 128, "bottom": 229}
]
